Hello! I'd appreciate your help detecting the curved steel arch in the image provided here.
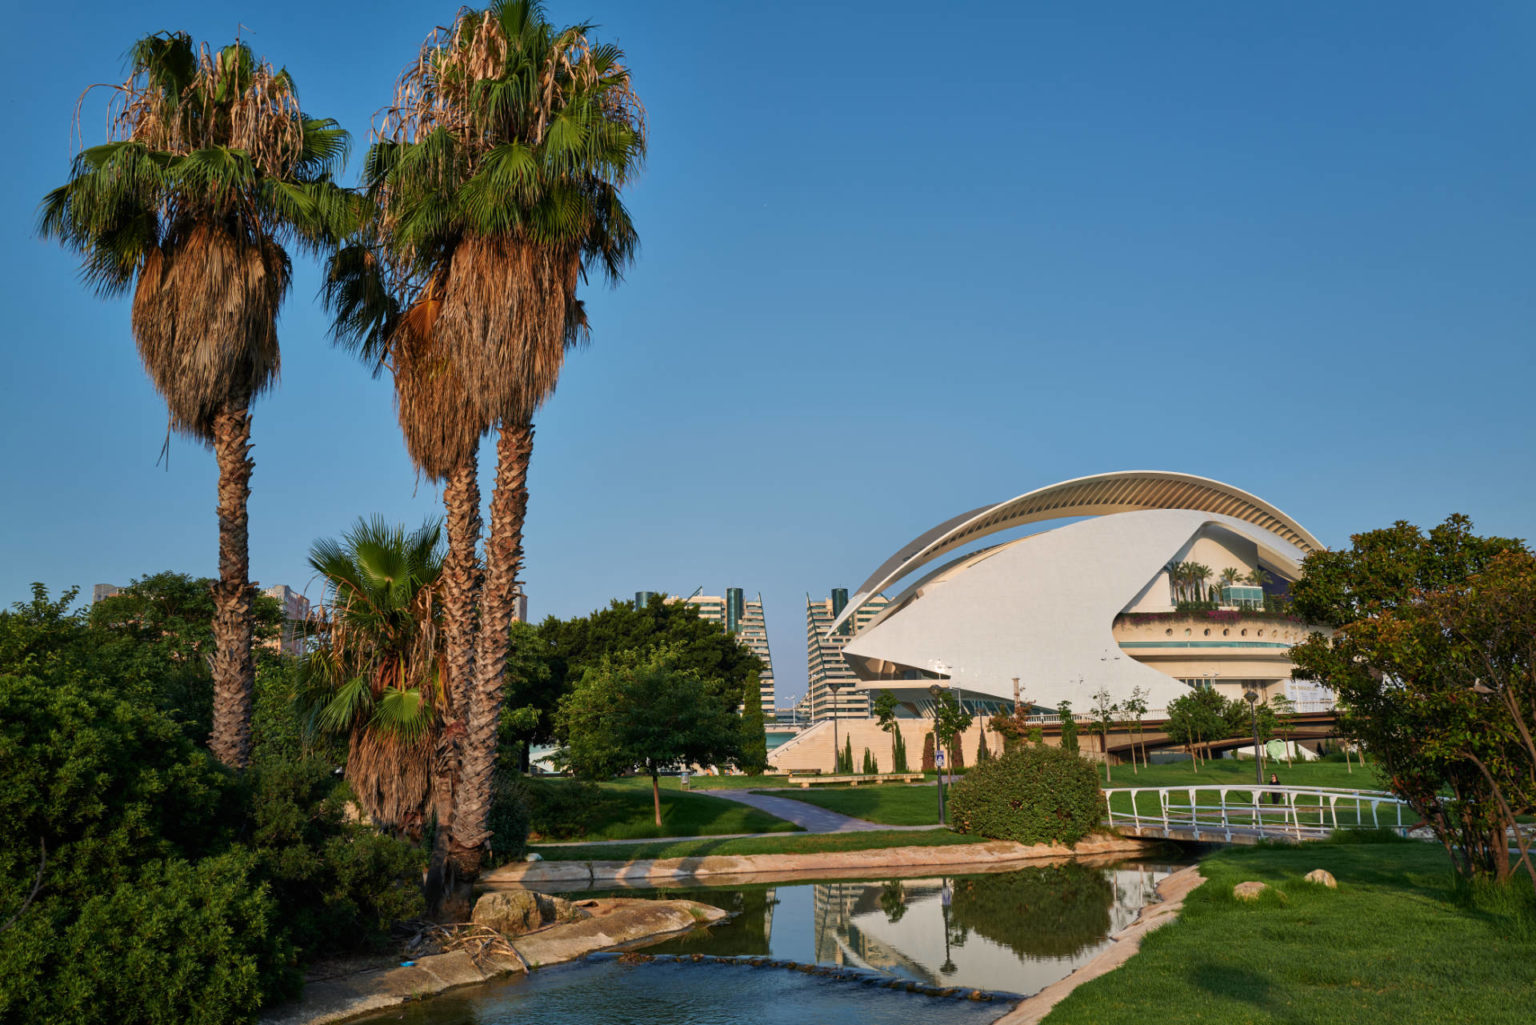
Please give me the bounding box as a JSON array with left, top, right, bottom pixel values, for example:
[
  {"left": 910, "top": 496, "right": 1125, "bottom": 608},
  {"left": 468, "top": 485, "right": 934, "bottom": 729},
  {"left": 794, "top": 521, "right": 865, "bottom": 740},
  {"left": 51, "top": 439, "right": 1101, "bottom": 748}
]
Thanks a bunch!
[{"left": 831, "top": 470, "right": 1322, "bottom": 635}]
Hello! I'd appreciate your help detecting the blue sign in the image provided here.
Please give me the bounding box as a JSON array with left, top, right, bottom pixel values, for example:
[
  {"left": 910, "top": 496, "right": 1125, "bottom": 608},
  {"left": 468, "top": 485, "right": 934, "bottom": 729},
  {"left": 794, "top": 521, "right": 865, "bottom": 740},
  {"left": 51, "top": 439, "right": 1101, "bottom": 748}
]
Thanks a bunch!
[{"left": 935, "top": 750, "right": 945, "bottom": 766}]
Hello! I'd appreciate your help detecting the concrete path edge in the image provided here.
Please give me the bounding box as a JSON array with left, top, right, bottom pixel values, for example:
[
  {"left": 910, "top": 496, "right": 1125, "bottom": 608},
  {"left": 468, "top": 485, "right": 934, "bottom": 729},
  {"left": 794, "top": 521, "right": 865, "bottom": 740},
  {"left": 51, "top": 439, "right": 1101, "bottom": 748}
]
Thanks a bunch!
[{"left": 483, "top": 835, "right": 1163, "bottom": 889}]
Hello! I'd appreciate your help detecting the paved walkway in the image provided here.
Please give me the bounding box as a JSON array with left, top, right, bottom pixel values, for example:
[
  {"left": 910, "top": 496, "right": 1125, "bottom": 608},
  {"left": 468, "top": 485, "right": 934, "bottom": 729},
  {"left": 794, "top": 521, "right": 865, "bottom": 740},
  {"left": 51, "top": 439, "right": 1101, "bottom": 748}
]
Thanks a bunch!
[
  {"left": 534, "top": 790, "right": 936, "bottom": 848},
  {"left": 696, "top": 788, "right": 936, "bottom": 834}
]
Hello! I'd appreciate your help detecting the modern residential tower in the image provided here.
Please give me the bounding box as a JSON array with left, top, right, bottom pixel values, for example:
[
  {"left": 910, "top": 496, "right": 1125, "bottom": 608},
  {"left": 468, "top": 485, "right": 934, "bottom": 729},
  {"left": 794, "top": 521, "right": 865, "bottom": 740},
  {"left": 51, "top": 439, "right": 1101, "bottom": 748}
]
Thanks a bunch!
[
  {"left": 646, "top": 588, "right": 776, "bottom": 714},
  {"left": 805, "top": 588, "right": 891, "bottom": 720}
]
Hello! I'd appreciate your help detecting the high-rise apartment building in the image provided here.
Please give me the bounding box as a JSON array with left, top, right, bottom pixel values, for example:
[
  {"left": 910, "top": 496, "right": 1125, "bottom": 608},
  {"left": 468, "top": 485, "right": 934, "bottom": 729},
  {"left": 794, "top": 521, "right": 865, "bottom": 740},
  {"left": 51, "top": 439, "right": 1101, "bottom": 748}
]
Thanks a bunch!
[
  {"left": 263, "top": 584, "right": 312, "bottom": 657},
  {"left": 646, "top": 588, "right": 775, "bottom": 714},
  {"left": 805, "top": 588, "right": 890, "bottom": 720}
]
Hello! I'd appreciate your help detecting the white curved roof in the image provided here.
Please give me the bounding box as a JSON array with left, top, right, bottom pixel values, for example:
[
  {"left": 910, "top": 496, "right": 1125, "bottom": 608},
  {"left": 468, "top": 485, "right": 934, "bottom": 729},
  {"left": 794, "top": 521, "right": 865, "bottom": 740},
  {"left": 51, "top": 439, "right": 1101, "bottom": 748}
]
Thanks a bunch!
[
  {"left": 840, "top": 508, "right": 1311, "bottom": 709},
  {"left": 830, "top": 471, "right": 1321, "bottom": 635}
]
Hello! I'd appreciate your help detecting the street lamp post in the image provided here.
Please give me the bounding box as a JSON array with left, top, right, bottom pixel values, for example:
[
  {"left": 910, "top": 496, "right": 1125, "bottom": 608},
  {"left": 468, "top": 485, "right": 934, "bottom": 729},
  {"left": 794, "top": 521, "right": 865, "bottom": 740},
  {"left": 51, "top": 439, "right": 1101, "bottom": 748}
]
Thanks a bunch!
[{"left": 1245, "top": 687, "right": 1262, "bottom": 785}]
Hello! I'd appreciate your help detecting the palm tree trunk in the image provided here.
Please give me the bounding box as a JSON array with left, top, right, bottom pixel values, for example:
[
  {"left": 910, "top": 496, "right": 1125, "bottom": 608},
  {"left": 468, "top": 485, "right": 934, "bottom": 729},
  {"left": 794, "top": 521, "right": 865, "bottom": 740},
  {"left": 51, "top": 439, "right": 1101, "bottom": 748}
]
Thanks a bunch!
[
  {"left": 427, "top": 457, "right": 482, "bottom": 904},
  {"left": 449, "top": 421, "right": 533, "bottom": 878},
  {"left": 208, "top": 399, "right": 255, "bottom": 769}
]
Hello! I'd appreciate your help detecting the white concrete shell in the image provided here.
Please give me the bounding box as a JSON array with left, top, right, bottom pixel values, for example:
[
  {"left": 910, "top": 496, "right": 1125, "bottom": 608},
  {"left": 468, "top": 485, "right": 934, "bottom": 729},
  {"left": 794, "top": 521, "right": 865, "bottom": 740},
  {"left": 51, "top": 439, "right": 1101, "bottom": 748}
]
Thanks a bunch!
[
  {"left": 837, "top": 473, "right": 1320, "bottom": 710},
  {"left": 830, "top": 471, "right": 1321, "bottom": 636}
]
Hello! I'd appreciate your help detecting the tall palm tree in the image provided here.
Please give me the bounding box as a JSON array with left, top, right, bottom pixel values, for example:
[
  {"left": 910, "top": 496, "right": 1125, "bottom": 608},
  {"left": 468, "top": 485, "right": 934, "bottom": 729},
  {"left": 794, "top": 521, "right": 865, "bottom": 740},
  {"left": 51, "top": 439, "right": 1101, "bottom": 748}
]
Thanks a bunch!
[
  {"left": 322, "top": 239, "right": 485, "bottom": 837},
  {"left": 367, "top": 0, "right": 644, "bottom": 877},
  {"left": 303, "top": 517, "right": 447, "bottom": 835},
  {"left": 40, "top": 33, "right": 351, "bottom": 767}
]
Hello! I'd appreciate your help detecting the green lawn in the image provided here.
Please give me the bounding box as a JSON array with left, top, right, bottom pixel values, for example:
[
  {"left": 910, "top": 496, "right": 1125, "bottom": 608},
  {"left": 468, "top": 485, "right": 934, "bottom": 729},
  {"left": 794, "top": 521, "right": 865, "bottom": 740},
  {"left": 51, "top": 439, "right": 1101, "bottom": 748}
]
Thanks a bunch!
[
  {"left": 1044, "top": 839, "right": 1536, "bottom": 1025},
  {"left": 529, "top": 827, "right": 986, "bottom": 862},
  {"left": 537, "top": 781, "right": 800, "bottom": 842},
  {"left": 752, "top": 782, "right": 944, "bottom": 826}
]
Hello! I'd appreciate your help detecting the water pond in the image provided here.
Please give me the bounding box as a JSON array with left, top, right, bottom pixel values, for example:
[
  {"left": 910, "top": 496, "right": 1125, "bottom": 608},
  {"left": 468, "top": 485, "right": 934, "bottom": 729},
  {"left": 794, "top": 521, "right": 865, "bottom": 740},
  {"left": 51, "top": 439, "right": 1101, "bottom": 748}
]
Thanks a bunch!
[{"left": 367, "top": 858, "right": 1188, "bottom": 1025}]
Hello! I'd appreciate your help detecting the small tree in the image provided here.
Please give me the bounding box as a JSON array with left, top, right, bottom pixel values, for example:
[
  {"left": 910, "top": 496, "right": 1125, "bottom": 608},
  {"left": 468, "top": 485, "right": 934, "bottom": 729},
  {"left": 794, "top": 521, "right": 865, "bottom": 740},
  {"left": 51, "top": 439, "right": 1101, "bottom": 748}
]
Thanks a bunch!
[
  {"left": 738, "top": 670, "right": 769, "bottom": 775},
  {"left": 921, "top": 732, "right": 936, "bottom": 772},
  {"left": 841, "top": 735, "right": 855, "bottom": 775},
  {"left": 1057, "top": 700, "right": 1080, "bottom": 755},
  {"left": 976, "top": 726, "right": 992, "bottom": 763},
  {"left": 558, "top": 648, "right": 741, "bottom": 827},
  {"left": 931, "top": 690, "right": 974, "bottom": 770},
  {"left": 1089, "top": 688, "right": 1119, "bottom": 783},
  {"left": 1120, "top": 686, "right": 1150, "bottom": 773},
  {"left": 862, "top": 747, "right": 877, "bottom": 775}
]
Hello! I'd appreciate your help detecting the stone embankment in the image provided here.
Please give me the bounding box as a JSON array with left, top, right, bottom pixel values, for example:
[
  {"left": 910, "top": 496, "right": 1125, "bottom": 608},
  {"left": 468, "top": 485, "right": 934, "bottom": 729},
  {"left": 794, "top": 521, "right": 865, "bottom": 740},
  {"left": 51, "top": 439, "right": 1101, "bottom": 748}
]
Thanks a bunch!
[
  {"left": 259, "top": 897, "right": 726, "bottom": 1025},
  {"left": 483, "top": 834, "right": 1161, "bottom": 890}
]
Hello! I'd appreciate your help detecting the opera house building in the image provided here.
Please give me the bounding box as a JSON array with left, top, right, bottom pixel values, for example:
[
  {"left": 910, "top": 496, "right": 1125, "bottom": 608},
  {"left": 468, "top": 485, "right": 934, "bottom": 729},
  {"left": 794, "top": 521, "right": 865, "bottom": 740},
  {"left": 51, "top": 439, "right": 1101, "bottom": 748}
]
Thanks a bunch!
[{"left": 829, "top": 471, "right": 1331, "bottom": 718}]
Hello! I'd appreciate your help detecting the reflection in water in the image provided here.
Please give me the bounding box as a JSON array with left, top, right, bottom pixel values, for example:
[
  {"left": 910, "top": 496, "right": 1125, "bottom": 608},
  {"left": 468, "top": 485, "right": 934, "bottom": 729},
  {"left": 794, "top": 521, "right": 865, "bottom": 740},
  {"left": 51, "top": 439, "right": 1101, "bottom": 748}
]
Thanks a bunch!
[{"left": 635, "top": 861, "right": 1176, "bottom": 998}]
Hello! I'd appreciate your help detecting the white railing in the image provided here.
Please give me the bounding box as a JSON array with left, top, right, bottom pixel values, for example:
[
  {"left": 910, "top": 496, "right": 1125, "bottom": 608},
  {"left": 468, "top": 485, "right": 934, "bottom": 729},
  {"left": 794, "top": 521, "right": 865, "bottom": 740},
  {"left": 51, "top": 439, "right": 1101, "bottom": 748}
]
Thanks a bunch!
[{"left": 1104, "top": 785, "right": 1412, "bottom": 843}]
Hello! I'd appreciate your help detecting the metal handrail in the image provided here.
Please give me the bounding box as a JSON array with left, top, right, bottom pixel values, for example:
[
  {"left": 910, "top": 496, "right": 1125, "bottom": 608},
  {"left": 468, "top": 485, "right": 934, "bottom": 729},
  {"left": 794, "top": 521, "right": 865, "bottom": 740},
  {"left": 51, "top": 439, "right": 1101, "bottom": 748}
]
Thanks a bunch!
[{"left": 1103, "top": 784, "right": 1410, "bottom": 843}]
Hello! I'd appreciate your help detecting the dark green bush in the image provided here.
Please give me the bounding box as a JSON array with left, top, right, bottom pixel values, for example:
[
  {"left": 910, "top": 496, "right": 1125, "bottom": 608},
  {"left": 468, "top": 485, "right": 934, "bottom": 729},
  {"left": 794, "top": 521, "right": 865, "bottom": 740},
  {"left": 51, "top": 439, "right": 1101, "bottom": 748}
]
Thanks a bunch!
[
  {"left": 487, "top": 768, "right": 533, "bottom": 862},
  {"left": 947, "top": 745, "right": 1105, "bottom": 845}
]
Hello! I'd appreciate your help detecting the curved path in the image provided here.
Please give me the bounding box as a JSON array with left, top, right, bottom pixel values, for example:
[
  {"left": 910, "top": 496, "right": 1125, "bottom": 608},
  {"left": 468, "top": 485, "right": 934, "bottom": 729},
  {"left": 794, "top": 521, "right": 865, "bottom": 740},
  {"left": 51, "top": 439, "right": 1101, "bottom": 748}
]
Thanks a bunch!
[{"left": 696, "top": 788, "right": 935, "bottom": 834}]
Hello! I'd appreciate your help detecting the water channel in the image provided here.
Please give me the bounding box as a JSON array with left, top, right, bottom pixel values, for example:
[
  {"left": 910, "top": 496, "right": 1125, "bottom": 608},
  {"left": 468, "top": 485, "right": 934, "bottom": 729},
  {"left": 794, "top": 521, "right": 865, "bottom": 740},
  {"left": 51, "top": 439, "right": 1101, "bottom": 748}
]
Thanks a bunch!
[{"left": 366, "top": 857, "right": 1190, "bottom": 1025}]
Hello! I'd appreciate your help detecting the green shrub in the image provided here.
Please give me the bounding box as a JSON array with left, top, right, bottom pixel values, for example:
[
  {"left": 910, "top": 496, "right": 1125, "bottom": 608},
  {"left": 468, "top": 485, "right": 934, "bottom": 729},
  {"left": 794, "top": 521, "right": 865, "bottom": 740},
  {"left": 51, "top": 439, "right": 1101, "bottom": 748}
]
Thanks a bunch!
[
  {"left": 487, "top": 769, "right": 533, "bottom": 861},
  {"left": 245, "top": 758, "right": 424, "bottom": 959},
  {"left": 4, "top": 850, "right": 289, "bottom": 1025},
  {"left": 947, "top": 745, "right": 1105, "bottom": 845}
]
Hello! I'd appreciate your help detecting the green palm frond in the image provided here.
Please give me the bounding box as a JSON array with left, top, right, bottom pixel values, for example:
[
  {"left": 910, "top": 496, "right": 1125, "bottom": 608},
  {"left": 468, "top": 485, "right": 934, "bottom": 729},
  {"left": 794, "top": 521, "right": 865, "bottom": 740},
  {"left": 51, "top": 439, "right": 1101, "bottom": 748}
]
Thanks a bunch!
[{"left": 373, "top": 687, "right": 430, "bottom": 745}]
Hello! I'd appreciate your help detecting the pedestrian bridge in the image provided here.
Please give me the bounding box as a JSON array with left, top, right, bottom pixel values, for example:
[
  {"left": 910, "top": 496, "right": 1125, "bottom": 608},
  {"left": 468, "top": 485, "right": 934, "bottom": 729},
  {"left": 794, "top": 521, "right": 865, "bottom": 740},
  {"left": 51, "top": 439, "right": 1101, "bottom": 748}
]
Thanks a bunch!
[{"left": 1104, "top": 785, "right": 1413, "bottom": 844}]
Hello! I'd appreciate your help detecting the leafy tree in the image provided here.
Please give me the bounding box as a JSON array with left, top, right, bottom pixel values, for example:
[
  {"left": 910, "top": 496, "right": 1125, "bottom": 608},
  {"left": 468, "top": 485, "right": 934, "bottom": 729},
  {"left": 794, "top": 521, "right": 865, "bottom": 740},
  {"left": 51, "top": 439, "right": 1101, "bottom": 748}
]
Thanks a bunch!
[
  {"left": 362, "top": 0, "right": 647, "bottom": 879},
  {"left": 1057, "top": 700, "right": 1080, "bottom": 755},
  {"left": 91, "top": 572, "right": 283, "bottom": 741},
  {"left": 41, "top": 33, "right": 351, "bottom": 768},
  {"left": 300, "top": 518, "right": 446, "bottom": 836},
  {"left": 1089, "top": 688, "right": 1119, "bottom": 782},
  {"left": 1164, "top": 688, "right": 1231, "bottom": 770},
  {"left": 1291, "top": 516, "right": 1534, "bottom": 886},
  {"left": 931, "top": 689, "right": 974, "bottom": 769},
  {"left": 558, "top": 648, "right": 740, "bottom": 826},
  {"left": 1120, "top": 685, "right": 1150, "bottom": 773},
  {"left": 1268, "top": 693, "right": 1297, "bottom": 767}
]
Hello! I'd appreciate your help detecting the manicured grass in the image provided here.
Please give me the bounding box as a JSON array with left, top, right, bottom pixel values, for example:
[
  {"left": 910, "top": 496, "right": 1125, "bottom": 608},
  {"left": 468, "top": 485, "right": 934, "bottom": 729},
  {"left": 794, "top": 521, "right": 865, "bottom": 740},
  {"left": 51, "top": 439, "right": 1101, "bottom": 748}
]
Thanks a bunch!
[
  {"left": 592, "top": 773, "right": 801, "bottom": 792},
  {"left": 1043, "top": 840, "right": 1536, "bottom": 1025},
  {"left": 530, "top": 827, "right": 986, "bottom": 862},
  {"left": 1103, "top": 756, "right": 1385, "bottom": 792},
  {"left": 753, "top": 782, "right": 944, "bottom": 826},
  {"left": 542, "top": 781, "right": 800, "bottom": 842}
]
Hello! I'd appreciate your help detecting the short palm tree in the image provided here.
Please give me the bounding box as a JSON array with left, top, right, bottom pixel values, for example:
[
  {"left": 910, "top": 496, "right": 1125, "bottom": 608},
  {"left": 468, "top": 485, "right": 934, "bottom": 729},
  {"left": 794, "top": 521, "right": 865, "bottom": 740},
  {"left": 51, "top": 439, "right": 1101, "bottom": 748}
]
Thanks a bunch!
[
  {"left": 303, "top": 517, "right": 446, "bottom": 836},
  {"left": 368, "top": 0, "right": 645, "bottom": 877},
  {"left": 40, "top": 33, "right": 352, "bottom": 767}
]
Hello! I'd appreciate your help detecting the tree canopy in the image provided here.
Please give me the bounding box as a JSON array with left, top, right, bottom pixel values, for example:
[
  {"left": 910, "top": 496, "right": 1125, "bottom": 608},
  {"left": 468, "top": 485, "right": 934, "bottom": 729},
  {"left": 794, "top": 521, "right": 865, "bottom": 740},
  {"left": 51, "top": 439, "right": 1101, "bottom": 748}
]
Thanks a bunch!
[{"left": 1290, "top": 515, "right": 1534, "bottom": 886}]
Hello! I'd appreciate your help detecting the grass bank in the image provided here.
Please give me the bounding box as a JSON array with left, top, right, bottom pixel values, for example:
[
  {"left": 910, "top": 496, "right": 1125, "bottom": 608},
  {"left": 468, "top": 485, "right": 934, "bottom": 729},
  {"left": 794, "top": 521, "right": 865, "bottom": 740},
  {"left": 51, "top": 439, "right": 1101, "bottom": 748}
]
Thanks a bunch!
[
  {"left": 536, "top": 781, "right": 800, "bottom": 842},
  {"left": 752, "top": 782, "right": 944, "bottom": 825},
  {"left": 1044, "top": 839, "right": 1536, "bottom": 1025},
  {"left": 529, "top": 827, "right": 986, "bottom": 862}
]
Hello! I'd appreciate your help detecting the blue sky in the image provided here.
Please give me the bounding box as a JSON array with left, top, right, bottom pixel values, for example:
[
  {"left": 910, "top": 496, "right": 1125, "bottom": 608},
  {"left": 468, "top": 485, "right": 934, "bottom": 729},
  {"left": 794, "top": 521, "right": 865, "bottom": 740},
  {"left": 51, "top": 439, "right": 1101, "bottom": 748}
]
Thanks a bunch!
[{"left": 3, "top": 1, "right": 1532, "bottom": 703}]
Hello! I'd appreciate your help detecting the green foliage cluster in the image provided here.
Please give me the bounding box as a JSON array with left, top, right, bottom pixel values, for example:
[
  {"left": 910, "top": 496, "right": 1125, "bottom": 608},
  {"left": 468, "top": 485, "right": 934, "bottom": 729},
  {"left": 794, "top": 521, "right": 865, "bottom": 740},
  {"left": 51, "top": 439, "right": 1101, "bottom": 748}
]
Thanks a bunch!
[
  {"left": 0, "top": 586, "right": 423, "bottom": 1024},
  {"left": 738, "top": 670, "right": 769, "bottom": 775},
  {"left": 873, "top": 691, "right": 910, "bottom": 772},
  {"left": 1057, "top": 700, "right": 1080, "bottom": 754},
  {"left": 947, "top": 745, "right": 1106, "bottom": 846},
  {"left": 1290, "top": 514, "right": 1536, "bottom": 885},
  {"left": 837, "top": 735, "right": 855, "bottom": 774},
  {"left": 862, "top": 747, "right": 878, "bottom": 774},
  {"left": 484, "top": 769, "right": 533, "bottom": 861}
]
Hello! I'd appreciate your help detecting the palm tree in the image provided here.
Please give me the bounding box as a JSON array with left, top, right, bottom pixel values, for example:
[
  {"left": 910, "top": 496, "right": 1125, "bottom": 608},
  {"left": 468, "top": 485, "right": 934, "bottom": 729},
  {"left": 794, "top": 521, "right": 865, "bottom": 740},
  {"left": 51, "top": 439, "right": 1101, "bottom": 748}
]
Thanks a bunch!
[
  {"left": 369, "top": 0, "right": 645, "bottom": 877},
  {"left": 302, "top": 517, "right": 446, "bottom": 835},
  {"left": 40, "top": 33, "right": 351, "bottom": 768},
  {"left": 1246, "top": 566, "right": 1273, "bottom": 589},
  {"left": 1187, "top": 563, "right": 1213, "bottom": 603}
]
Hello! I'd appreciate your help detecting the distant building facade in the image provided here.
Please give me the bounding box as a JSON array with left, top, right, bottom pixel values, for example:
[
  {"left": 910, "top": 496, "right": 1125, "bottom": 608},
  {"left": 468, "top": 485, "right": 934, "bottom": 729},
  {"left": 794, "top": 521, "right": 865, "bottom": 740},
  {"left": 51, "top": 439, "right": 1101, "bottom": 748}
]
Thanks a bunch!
[
  {"left": 805, "top": 588, "right": 891, "bottom": 721},
  {"left": 647, "top": 588, "right": 776, "bottom": 714},
  {"left": 262, "top": 584, "right": 312, "bottom": 657},
  {"left": 91, "top": 584, "right": 122, "bottom": 604}
]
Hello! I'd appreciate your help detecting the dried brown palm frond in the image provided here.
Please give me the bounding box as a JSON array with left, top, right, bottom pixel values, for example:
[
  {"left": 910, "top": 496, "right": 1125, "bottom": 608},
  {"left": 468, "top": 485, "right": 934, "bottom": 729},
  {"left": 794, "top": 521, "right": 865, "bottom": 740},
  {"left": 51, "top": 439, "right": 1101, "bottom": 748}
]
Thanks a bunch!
[
  {"left": 347, "top": 727, "right": 436, "bottom": 838},
  {"left": 393, "top": 285, "right": 489, "bottom": 480},
  {"left": 104, "top": 36, "right": 307, "bottom": 177},
  {"left": 435, "top": 235, "right": 580, "bottom": 423},
  {"left": 130, "top": 221, "right": 286, "bottom": 441},
  {"left": 378, "top": 6, "right": 643, "bottom": 158}
]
